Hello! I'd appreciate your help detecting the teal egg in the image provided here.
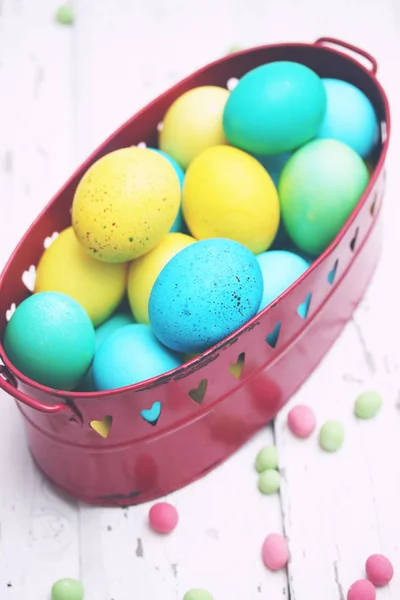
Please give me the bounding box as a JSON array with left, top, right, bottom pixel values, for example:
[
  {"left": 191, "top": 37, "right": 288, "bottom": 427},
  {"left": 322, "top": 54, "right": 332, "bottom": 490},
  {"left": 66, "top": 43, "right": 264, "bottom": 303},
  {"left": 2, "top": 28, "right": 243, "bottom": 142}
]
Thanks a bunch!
[
  {"left": 279, "top": 139, "right": 369, "bottom": 256},
  {"left": 223, "top": 61, "right": 327, "bottom": 155},
  {"left": 3, "top": 292, "right": 95, "bottom": 390},
  {"left": 148, "top": 238, "right": 263, "bottom": 354},
  {"left": 149, "top": 147, "right": 185, "bottom": 233},
  {"left": 317, "top": 79, "right": 379, "bottom": 159},
  {"left": 92, "top": 324, "right": 182, "bottom": 391},
  {"left": 76, "top": 311, "right": 135, "bottom": 391},
  {"left": 256, "top": 250, "right": 310, "bottom": 311}
]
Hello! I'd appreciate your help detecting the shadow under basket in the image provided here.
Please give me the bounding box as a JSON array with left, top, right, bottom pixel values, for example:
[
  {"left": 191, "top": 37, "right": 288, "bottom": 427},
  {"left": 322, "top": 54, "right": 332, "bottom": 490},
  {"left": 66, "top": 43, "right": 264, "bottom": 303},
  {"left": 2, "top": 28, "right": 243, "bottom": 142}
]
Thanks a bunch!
[{"left": 0, "top": 37, "right": 391, "bottom": 506}]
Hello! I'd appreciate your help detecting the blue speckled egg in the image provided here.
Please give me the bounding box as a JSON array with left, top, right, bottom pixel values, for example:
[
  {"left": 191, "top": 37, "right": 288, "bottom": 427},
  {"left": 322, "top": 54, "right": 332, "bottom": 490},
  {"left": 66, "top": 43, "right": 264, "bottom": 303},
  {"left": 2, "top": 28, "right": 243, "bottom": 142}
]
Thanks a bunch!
[
  {"left": 92, "top": 323, "right": 182, "bottom": 391},
  {"left": 223, "top": 61, "right": 326, "bottom": 155},
  {"left": 76, "top": 311, "right": 136, "bottom": 391},
  {"left": 148, "top": 238, "right": 264, "bottom": 353},
  {"left": 256, "top": 250, "right": 310, "bottom": 312},
  {"left": 317, "top": 79, "right": 379, "bottom": 158},
  {"left": 149, "top": 147, "right": 185, "bottom": 232}
]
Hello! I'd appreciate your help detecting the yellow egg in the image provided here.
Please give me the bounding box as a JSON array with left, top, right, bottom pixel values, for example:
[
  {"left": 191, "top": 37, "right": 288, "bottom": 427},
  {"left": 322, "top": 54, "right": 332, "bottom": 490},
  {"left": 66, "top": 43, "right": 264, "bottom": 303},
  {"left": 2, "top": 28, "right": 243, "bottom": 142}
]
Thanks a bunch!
[
  {"left": 127, "top": 232, "right": 196, "bottom": 324},
  {"left": 34, "top": 227, "right": 127, "bottom": 326},
  {"left": 72, "top": 147, "right": 181, "bottom": 263},
  {"left": 182, "top": 145, "right": 280, "bottom": 254},
  {"left": 159, "top": 86, "right": 229, "bottom": 170}
]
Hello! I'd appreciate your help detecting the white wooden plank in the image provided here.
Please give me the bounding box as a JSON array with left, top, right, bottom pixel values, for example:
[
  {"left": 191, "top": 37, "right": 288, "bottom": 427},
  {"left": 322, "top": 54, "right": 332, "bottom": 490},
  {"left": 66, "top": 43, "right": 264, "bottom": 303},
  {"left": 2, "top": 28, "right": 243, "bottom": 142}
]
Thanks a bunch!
[{"left": 0, "top": 0, "right": 80, "bottom": 597}]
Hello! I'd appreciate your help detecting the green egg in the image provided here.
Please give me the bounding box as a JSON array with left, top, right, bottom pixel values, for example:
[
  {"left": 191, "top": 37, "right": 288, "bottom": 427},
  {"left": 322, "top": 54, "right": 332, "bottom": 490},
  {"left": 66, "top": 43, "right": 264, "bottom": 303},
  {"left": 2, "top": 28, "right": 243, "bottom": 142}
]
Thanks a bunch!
[
  {"left": 223, "top": 61, "right": 327, "bottom": 155},
  {"left": 51, "top": 578, "right": 84, "bottom": 600},
  {"left": 3, "top": 292, "right": 95, "bottom": 390},
  {"left": 279, "top": 139, "right": 369, "bottom": 256},
  {"left": 183, "top": 590, "right": 214, "bottom": 600}
]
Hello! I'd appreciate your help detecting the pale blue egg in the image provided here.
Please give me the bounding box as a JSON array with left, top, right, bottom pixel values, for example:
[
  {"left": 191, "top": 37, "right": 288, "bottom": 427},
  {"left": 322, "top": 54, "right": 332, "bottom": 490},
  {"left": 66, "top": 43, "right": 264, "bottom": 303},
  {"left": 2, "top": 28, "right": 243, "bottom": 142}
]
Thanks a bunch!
[
  {"left": 149, "top": 148, "right": 185, "bottom": 232},
  {"left": 76, "top": 311, "right": 135, "bottom": 391},
  {"left": 256, "top": 250, "right": 310, "bottom": 312},
  {"left": 317, "top": 79, "right": 379, "bottom": 158},
  {"left": 148, "top": 238, "right": 264, "bottom": 354},
  {"left": 92, "top": 323, "right": 182, "bottom": 391}
]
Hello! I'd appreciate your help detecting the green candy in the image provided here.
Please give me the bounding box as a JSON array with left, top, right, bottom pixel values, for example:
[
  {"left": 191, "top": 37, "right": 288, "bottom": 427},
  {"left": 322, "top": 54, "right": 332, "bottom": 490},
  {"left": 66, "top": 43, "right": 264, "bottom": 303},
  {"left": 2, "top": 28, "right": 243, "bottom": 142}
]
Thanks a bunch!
[
  {"left": 319, "top": 420, "right": 345, "bottom": 452},
  {"left": 183, "top": 590, "right": 214, "bottom": 600},
  {"left": 55, "top": 4, "right": 74, "bottom": 25},
  {"left": 51, "top": 578, "right": 84, "bottom": 600},
  {"left": 227, "top": 44, "right": 244, "bottom": 54},
  {"left": 255, "top": 445, "right": 279, "bottom": 473},
  {"left": 354, "top": 390, "right": 382, "bottom": 419},
  {"left": 258, "top": 469, "right": 281, "bottom": 494}
]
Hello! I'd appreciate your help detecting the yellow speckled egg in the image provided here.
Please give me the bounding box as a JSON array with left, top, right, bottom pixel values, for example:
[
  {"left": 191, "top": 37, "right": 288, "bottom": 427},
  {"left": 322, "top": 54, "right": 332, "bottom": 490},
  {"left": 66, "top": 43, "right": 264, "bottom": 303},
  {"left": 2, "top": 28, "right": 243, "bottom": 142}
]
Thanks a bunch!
[
  {"left": 159, "top": 86, "right": 230, "bottom": 170},
  {"left": 127, "top": 232, "right": 196, "bottom": 324},
  {"left": 35, "top": 227, "right": 127, "bottom": 326},
  {"left": 72, "top": 147, "right": 181, "bottom": 263},
  {"left": 183, "top": 145, "right": 280, "bottom": 254}
]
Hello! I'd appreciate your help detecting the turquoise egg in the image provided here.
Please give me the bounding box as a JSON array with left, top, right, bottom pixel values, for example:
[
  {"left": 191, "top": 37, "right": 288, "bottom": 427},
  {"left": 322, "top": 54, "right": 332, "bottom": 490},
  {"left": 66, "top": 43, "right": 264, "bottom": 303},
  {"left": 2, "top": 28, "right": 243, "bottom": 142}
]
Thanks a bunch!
[
  {"left": 279, "top": 139, "right": 369, "bottom": 256},
  {"left": 92, "top": 323, "right": 182, "bottom": 391},
  {"left": 148, "top": 238, "right": 263, "bottom": 354},
  {"left": 256, "top": 250, "right": 310, "bottom": 312},
  {"left": 3, "top": 292, "right": 95, "bottom": 390},
  {"left": 317, "top": 79, "right": 379, "bottom": 159},
  {"left": 223, "top": 61, "right": 327, "bottom": 155},
  {"left": 149, "top": 147, "right": 185, "bottom": 232},
  {"left": 76, "top": 311, "right": 135, "bottom": 391}
]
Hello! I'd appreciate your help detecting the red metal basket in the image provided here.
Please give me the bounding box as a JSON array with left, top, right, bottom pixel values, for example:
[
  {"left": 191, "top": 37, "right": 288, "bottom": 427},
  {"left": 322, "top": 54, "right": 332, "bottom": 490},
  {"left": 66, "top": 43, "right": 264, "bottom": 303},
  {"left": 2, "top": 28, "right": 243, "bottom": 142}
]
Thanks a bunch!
[{"left": 0, "top": 38, "right": 390, "bottom": 506}]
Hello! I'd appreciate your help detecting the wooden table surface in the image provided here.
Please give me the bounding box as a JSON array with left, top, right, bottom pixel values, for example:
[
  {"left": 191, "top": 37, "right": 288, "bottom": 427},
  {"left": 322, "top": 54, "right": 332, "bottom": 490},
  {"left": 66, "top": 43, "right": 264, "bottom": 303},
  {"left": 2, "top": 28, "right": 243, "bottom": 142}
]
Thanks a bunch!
[{"left": 1, "top": 0, "right": 400, "bottom": 598}]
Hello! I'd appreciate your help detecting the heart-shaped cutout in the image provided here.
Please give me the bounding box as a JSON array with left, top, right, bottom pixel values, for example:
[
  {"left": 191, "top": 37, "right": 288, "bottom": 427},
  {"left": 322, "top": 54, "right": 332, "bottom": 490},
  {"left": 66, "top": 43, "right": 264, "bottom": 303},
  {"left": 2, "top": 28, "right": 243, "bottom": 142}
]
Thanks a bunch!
[
  {"left": 327, "top": 259, "right": 339, "bottom": 285},
  {"left": 22, "top": 265, "right": 36, "bottom": 292},
  {"left": 188, "top": 379, "right": 207, "bottom": 404},
  {"left": 229, "top": 352, "right": 245, "bottom": 379},
  {"left": 44, "top": 232, "right": 59, "bottom": 249},
  {"left": 5, "top": 303, "right": 16, "bottom": 322},
  {"left": 297, "top": 292, "right": 312, "bottom": 319},
  {"left": 90, "top": 415, "right": 112, "bottom": 438},
  {"left": 140, "top": 401, "right": 161, "bottom": 426},
  {"left": 350, "top": 227, "right": 359, "bottom": 252},
  {"left": 266, "top": 322, "right": 281, "bottom": 349}
]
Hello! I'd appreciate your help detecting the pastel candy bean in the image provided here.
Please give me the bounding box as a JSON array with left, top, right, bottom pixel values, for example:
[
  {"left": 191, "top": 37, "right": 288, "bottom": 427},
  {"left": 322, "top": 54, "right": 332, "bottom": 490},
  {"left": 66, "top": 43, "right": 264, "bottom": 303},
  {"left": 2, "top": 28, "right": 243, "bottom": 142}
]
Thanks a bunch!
[
  {"left": 149, "top": 502, "right": 179, "bottom": 534},
  {"left": 255, "top": 445, "right": 279, "bottom": 472},
  {"left": 258, "top": 469, "right": 281, "bottom": 494},
  {"left": 51, "top": 578, "right": 84, "bottom": 600},
  {"left": 287, "top": 405, "right": 316, "bottom": 438},
  {"left": 319, "top": 419, "right": 345, "bottom": 452},
  {"left": 366, "top": 553, "right": 394, "bottom": 586},
  {"left": 262, "top": 533, "right": 289, "bottom": 571},
  {"left": 183, "top": 590, "right": 214, "bottom": 600},
  {"left": 347, "top": 579, "right": 376, "bottom": 600},
  {"left": 354, "top": 391, "right": 383, "bottom": 419}
]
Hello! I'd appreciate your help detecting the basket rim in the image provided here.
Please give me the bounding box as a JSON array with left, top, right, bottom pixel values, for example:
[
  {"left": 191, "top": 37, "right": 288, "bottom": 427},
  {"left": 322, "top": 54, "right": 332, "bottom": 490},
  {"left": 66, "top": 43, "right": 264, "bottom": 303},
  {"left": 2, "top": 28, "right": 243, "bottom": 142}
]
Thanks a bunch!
[{"left": 0, "top": 38, "right": 392, "bottom": 401}]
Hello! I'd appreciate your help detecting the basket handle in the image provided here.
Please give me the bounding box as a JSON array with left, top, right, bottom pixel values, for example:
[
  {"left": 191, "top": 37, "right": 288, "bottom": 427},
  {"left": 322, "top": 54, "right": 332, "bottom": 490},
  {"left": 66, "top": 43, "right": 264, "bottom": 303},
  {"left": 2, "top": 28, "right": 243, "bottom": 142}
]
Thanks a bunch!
[
  {"left": 0, "top": 365, "right": 73, "bottom": 415},
  {"left": 314, "top": 37, "right": 378, "bottom": 75}
]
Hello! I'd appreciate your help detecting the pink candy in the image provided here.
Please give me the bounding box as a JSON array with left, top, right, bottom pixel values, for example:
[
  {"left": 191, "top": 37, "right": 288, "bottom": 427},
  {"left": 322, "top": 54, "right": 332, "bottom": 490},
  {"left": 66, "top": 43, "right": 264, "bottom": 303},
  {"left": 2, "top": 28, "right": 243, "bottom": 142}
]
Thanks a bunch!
[
  {"left": 262, "top": 533, "right": 289, "bottom": 571},
  {"left": 149, "top": 502, "right": 179, "bottom": 534},
  {"left": 287, "top": 405, "right": 316, "bottom": 438},
  {"left": 366, "top": 553, "right": 394, "bottom": 586},
  {"left": 347, "top": 579, "right": 376, "bottom": 600}
]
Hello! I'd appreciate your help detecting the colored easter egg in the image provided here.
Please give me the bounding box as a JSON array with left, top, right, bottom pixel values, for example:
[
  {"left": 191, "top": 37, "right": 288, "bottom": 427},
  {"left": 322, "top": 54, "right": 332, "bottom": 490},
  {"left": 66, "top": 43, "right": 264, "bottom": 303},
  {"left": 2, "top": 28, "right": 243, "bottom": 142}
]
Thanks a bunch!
[
  {"left": 127, "top": 232, "right": 196, "bottom": 324},
  {"left": 159, "top": 86, "right": 229, "bottom": 169},
  {"left": 76, "top": 311, "right": 136, "bottom": 391},
  {"left": 3, "top": 292, "right": 95, "bottom": 390},
  {"left": 34, "top": 227, "right": 127, "bottom": 327},
  {"left": 256, "top": 250, "right": 309, "bottom": 311},
  {"left": 149, "top": 147, "right": 186, "bottom": 232},
  {"left": 92, "top": 324, "right": 182, "bottom": 391},
  {"left": 183, "top": 145, "right": 280, "bottom": 254},
  {"left": 148, "top": 238, "right": 263, "bottom": 354},
  {"left": 72, "top": 147, "right": 180, "bottom": 263},
  {"left": 317, "top": 78, "right": 380, "bottom": 158},
  {"left": 223, "top": 61, "right": 326, "bottom": 155},
  {"left": 279, "top": 139, "right": 369, "bottom": 256}
]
